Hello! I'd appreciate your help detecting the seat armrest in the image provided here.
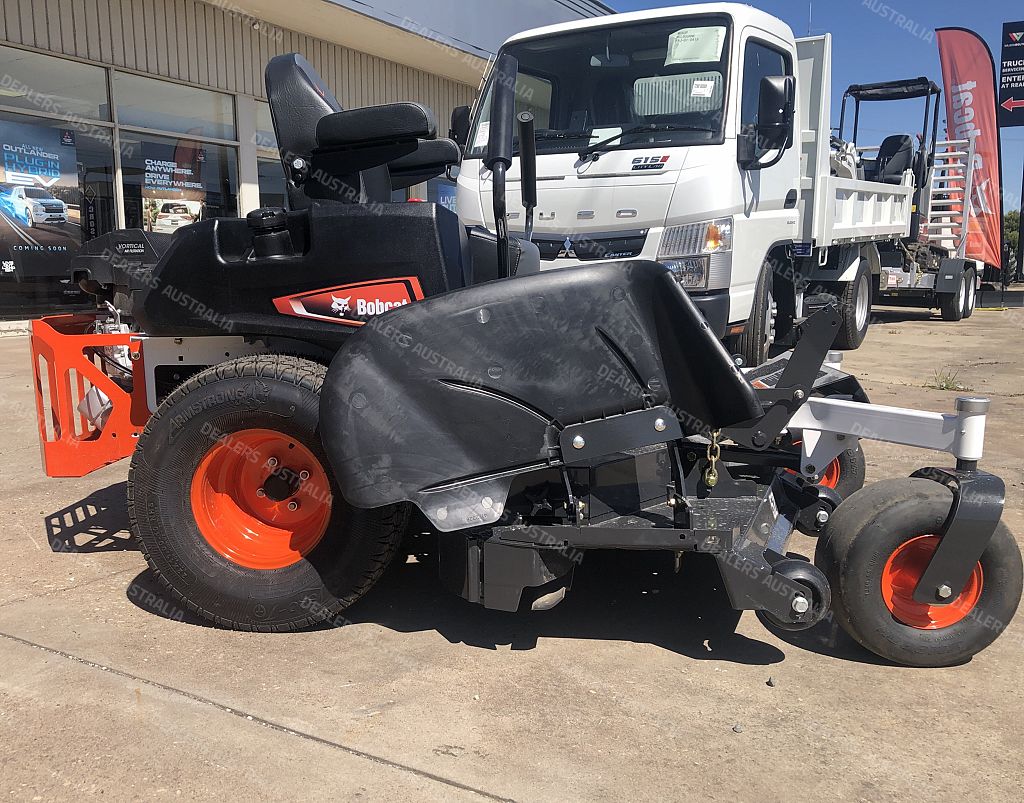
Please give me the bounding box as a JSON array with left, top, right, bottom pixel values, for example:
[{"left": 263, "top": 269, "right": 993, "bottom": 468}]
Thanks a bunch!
[
  {"left": 388, "top": 139, "right": 461, "bottom": 190},
  {"left": 316, "top": 103, "right": 437, "bottom": 151}
]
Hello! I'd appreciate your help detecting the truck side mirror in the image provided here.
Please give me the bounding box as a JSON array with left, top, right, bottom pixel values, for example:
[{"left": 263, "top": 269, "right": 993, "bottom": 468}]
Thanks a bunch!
[
  {"left": 739, "top": 75, "right": 795, "bottom": 170},
  {"left": 449, "top": 105, "right": 471, "bottom": 151}
]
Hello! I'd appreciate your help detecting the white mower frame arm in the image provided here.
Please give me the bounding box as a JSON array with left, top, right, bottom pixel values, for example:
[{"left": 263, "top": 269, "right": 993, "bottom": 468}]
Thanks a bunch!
[{"left": 788, "top": 395, "right": 990, "bottom": 478}]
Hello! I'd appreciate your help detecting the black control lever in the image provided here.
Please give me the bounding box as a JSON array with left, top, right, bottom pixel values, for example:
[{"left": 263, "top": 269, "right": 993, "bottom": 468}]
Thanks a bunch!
[
  {"left": 517, "top": 111, "right": 537, "bottom": 242},
  {"left": 484, "top": 53, "right": 518, "bottom": 279}
]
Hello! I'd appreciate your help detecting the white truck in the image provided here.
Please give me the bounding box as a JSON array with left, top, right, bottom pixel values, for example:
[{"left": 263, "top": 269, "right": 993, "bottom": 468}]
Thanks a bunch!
[{"left": 451, "top": 3, "right": 983, "bottom": 364}]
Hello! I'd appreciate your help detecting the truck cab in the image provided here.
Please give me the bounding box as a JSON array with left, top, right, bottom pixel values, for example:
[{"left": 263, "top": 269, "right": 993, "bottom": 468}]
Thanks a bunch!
[
  {"left": 455, "top": 3, "right": 926, "bottom": 365},
  {"left": 457, "top": 4, "right": 802, "bottom": 360}
]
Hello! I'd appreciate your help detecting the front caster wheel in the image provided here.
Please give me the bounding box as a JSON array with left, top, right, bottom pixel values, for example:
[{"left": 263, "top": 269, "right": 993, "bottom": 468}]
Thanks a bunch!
[
  {"left": 815, "top": 478, "right": 1023, "bottom": 667},
  {"left": 128, "top": 354, "right": 407, "bottom": 631},
  {"left": 756, "top": 559, "right": 831, "bottom": 632}
]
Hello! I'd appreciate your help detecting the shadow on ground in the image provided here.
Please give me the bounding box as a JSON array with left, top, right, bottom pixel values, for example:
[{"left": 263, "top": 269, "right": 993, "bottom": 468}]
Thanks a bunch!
[
  {"left": 45, "top": 482, "right": 137, "bottom": 554},
  {"left": 127, "top": 536, "right": 787, "bottom": 665}
]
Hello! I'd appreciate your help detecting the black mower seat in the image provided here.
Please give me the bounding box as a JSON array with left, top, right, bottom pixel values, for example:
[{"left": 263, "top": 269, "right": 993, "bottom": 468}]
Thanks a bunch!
[
  {"left": 321, "top": 260, "right": 762, "bottom": 516},
  {"left": 266, "top": 53, "right": 459, "bottom": 207}
]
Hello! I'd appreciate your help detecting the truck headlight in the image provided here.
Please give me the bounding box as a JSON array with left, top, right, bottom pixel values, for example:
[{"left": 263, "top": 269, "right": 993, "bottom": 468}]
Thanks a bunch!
[
  {"left": 661, "top": 257, "right": 710, "bottom": 289},
  {"left": 657, "top": 217, "right": 732, "bottom": 289}
]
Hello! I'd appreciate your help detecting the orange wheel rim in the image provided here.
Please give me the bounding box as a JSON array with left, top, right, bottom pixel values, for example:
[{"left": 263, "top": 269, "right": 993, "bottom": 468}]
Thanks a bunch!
[
  {"left": 785, "top": 440, "right": 840, "bottom": 488},
  {"left": 818, "top": 458, "right": 841, "bottom": 489},
  {"left": 190, "top": 428, "right": 332, "bottom": 570},
  {"left": 881, "top": 535, "right": 983, "bottom": 630}
]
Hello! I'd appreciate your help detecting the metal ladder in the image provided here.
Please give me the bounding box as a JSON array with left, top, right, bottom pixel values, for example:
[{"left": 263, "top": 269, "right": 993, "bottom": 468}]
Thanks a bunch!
[{"left": 921, "top": 137, "right": 976, "bottom": 259}]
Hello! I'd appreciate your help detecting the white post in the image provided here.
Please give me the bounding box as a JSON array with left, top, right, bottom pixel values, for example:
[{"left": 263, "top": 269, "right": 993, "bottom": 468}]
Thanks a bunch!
[{"left": 235, "top": 95, "right": 262, "bottom": 216}]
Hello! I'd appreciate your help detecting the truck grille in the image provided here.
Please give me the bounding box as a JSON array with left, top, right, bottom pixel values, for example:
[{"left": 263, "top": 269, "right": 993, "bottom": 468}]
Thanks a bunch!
[{"left": 531, "top": 230, "right": 648, "bottom": 261}]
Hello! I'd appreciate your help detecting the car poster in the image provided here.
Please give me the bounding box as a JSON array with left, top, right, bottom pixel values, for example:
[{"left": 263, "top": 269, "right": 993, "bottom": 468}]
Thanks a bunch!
[
  {"left": 141, "top": 138, "right": 206, "bottom": 235},
  {"left": 0, "top": 119, "right": 81, "bottom": 280}
]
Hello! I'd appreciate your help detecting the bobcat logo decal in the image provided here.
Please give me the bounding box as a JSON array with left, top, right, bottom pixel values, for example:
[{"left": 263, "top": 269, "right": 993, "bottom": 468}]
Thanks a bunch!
[
  {"left": 331, "top": 295, "right": 351, "bottom": 316},
  {"left": 273, "top": 278, "right": 424, "bottom": 327}
]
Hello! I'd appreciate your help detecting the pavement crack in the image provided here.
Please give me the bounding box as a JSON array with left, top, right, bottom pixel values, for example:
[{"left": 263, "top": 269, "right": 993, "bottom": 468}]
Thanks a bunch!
[{"left": 0, "top": 630, "right": 516, "bottom": 803}]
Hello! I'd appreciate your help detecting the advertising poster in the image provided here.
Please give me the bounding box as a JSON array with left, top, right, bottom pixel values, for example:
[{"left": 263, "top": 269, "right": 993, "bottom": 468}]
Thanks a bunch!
[
  {"left": 0, "top": 120, "right": 81, "bottom": 279},
  {"left": 140, "top": 139, "right": 207, "bottom": 235}
]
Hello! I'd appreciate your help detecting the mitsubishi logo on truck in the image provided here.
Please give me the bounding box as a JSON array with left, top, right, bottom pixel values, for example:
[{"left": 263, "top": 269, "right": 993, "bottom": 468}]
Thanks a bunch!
[{"left": 273, "top": 278, "right": 424, "bottom": 327}]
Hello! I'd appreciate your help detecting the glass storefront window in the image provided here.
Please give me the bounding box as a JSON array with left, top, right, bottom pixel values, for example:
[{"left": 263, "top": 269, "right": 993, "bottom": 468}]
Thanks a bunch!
[
  {"left": 255, "top": 102, "right": 278, "bottom": 151},
  {"left": 0, "top": 111, "right": 115, "bottom": 317},
  {"left": 258, "top": 157, "right": 287, "bottom": 209},
  {"left": 113, "top": 72, "right": 236, "bottom": 141},
  {"left": 119, "top": 132, "right": 238, "bottom": 232},
  {"left": 0, "top": 45, "right": 111, "bottom": 121}
]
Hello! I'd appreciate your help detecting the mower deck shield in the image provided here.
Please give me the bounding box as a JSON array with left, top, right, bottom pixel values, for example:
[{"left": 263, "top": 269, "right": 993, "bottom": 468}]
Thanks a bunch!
[{"left": 320, "top": 261, "right": 762, "bottom": 531}]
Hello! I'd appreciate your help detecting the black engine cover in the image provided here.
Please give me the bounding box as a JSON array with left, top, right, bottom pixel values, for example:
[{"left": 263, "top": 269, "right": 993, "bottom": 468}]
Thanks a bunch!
[{"left": 120, "top": 202, "right": 468, "bottom": 351}]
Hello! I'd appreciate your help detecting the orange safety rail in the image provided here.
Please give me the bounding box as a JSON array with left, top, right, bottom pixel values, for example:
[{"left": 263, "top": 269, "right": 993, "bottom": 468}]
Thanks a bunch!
[{"left": 30, "top": 314, "right": 150, "bottom": 478}]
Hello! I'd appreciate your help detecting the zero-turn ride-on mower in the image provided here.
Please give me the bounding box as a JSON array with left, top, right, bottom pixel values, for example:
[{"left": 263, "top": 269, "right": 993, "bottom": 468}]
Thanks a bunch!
[{"left": 30, "top": 54, "right": 1021, "bottom": 667}]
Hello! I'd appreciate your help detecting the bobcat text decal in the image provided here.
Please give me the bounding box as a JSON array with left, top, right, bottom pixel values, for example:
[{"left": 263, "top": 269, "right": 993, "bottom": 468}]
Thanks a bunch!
[{"left": 273, "top": 278, "right": 424, "bottom": 327}]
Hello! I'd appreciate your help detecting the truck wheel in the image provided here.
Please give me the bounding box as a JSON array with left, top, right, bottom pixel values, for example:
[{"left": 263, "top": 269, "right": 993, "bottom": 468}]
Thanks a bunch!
[
  {"left": 961, "top": 269, "right": 977, "bottom": 319},
  {"left": 128, "top": 354, "right": 407, "bottom": 631},
  {"left": 939, "top": 273, "right": 966, "bottom": 321},
  {"left": 814, "top": 478, "right": 1023, "bottom": 667},
  {"left": 833, "top": 262, "right": 872, "bottom": 349},
  {"left": 735, "top": 266, "right": 775, "bottom": 367}
]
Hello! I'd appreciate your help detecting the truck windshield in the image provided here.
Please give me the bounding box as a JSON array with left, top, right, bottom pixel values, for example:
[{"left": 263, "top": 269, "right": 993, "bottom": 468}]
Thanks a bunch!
[
  {"left": 467, "top": 15, "right": 731, "bottom": 158},
  {"left": 24, "top": 188, "right": 54, "bottom": 199}
]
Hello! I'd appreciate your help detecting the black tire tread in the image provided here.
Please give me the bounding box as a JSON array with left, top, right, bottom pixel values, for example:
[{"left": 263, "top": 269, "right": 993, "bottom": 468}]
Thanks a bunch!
[
  {"left": 127, "top": 353, "right": 406, "bottom": 632},
  {"left": 832, "top": 262, "right": 871, "bottom": 350},
  {"left": 816, "top": 478, "right": 1023, "bottom": 666},
  {"left": 736, "top": 267, "right": 772, "bottom": 367}
]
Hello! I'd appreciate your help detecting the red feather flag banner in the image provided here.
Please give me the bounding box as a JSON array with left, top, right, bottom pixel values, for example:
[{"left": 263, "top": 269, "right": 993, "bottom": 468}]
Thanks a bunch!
[{"left": 936, "top": 27, "right": 1004, "bottom": 269}]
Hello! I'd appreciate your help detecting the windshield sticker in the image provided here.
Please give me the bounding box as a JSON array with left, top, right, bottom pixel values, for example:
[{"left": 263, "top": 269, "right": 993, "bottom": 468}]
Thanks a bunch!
[
  {"left": 589, "top": 127, "right": 623, "bottom": 144},
  {"left": 665, "top": 26, "right": 726, "bottom": 66},
  {"left": 473, "top": 121, "right": 490, "bottom": 149},
  {"left": 691, "top": 79, "right": 716, "bottom": 98}
]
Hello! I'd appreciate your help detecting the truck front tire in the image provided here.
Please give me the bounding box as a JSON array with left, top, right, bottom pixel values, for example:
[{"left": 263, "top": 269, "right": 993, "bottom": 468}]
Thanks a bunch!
[
  {"left": 735, "top": 267, "right": 775, "bottom": 367},
  {"left": 833, "top": 261, "right": 872, "bottom": 350}
]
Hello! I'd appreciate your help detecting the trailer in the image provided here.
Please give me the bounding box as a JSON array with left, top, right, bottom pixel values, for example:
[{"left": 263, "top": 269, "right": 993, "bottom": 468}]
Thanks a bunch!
[
  {"left": 817, "top": 77, "right": 983, "bottom": 321},
  {"left": 451, "top": 5, "right": 977, "bottom": 365}
]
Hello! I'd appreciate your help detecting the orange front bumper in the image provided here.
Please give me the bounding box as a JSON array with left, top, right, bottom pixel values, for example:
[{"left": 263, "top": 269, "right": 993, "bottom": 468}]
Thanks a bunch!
[{"left": 30, "top": 314, "right": 150, "bottom": 478}]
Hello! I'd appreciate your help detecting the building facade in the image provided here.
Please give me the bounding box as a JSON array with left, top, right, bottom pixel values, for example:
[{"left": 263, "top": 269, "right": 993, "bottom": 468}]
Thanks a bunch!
[{"left": 0, "top": 0, "right": 610, "bottom": 315}]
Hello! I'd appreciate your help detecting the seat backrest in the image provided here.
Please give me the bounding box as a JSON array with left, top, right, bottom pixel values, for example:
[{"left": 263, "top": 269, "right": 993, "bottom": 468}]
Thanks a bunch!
[
  {"left": 875, "top": 134, "right": 914, "bottom": 184},
  {"left": 265, "top": 53, "right": 392, "bottom": 207}
]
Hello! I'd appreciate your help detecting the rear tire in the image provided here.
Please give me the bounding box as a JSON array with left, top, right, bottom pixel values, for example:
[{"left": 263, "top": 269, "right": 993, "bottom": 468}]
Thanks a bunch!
[
  {"left": 939, "top": 272, "right": 966, "bottom": 321},
  {"left": 128, "top": 354, "right": 407, "bottom": 631},
  {"left": 833, "top": 261, "right": 872, "bottom": 350},
  {"left": 962, "top": 269, "right": 977, "bottom": 318},
  {"left": 735, "top": 266, "right": 775, "bottom": 367},
  {"left": 815, "top": 478, "right": 1022, "bottom": 667}
]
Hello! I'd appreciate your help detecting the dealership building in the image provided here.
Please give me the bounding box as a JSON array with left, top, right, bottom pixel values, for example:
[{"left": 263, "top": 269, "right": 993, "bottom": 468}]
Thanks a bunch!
[{"left": 0, "top": 0, "right": 610, "bottom": 314}]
